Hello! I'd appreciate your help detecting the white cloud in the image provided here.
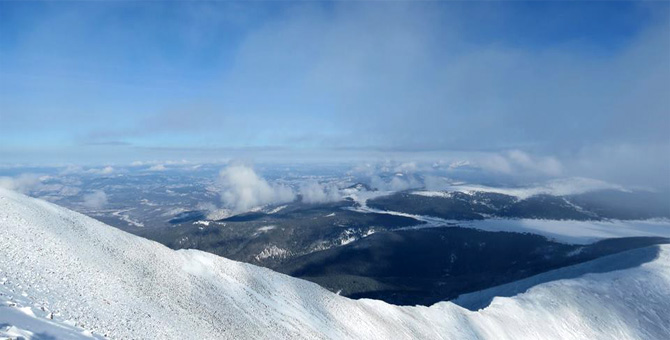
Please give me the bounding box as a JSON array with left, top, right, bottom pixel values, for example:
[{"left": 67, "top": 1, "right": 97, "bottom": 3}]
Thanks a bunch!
[
  {"left": 0, "top": 173, "right": 82, "bottom": 199},
  {"left": 350, "top": 161, "right": 440, "bottom": 191},
  {"left": 82, "top": 190, "right": 108, "bottom": 209},
  {"left": 394, "top": 162, "right": 418, "bottom": 173},
  {"left": 507, "top": 150, "right": 562, "bottom": 176},
  {"left": 0, "top": 174, "right": 43, "bottom": 194},
  {"left": 59, "top": 165, "right": 84, "bottom": 175},
  {"left": 80, "top": 166, "right": 115, "bottom": 175},
  {"left": 218, "top": 164, "right": 295, "bottom": 212},
  {"left": 476, "top": 150, "right": 563, "bottom": 177},
  {"left": 147, "top": 164, "right": 167, "bottom": 171},
  {"left": 133, "top": 160, "right": 197, "bottom": 170},
  {"left": 370, "top": 174, "right": 422, "bottom": 191},
  {"left": 566, "top": 142, "right": 670, "bottom": 190},
  {"left": 299, "top": 181, "right": 342, "bottom": 204},
  {"left": 423, "top": 175, "right": 451, "bottom": 191},
  {"left": 448, "top": 160, "right": 471, "bottom": 169},
  {"left": 477, "top": 154, "right": 513, "bottom": 174}
]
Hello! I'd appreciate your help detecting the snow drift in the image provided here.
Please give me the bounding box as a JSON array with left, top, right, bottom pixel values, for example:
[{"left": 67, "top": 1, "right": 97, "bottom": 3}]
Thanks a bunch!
[{"left": 1, "top": 188, "right": 669, "bottom": 339}]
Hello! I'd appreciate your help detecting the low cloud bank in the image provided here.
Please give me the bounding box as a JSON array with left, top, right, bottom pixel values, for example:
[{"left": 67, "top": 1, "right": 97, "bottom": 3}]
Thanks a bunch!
[
  {"left": 82, "top": 190, "right": 108, "bottom": 209},
  {"left": 370, "top": 174, "right": 422, "bottom": 191},
  {"left": 0, "top": 174, "right": 43, "bottom": 194},
  {"left": 218, "top": 165, "right": 347, "bottom": 209},
  {"left": 147, "top": 164, "right": 167, "bottom": 172},
  {"left": 87, "top": 166, "right": 115, "bottom": 175},
  {"left": 347, "top": 155, "right": 638, "bottom": 198},
  {"left": 299, "top": 181, "right": 341, "bottom": 204},
  {"left": 0, "top": 173, "right": 82, "bottom": 200},
  {"left": 218, "top": 164, "right": 295, "bottom": 212},
  {"left": 475, "top": 150, "right": 562, "bottom": 177}
]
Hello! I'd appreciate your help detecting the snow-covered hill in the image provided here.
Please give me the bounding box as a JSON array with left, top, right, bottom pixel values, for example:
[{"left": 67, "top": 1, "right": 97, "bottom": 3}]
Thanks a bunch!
[{"left": 1, "top": 188, "right": 669, "bottom": 339}]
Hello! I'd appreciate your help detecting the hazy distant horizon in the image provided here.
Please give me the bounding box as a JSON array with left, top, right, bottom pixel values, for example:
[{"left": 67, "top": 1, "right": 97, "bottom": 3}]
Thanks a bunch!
[{"left": 2, "top": 1, "right": 669, "bottom": 189}]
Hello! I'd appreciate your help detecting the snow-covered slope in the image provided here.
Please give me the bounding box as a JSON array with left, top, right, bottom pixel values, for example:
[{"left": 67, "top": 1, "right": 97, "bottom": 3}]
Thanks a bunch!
[
  {"left": 1, "top": 188, "right": 669, "bottom": 339},
  {"left": 452, "top": 245, "right": 666, "bottom": 311},
  {"left": 0, "top": 281, "right": 99, "bottom": 339}
]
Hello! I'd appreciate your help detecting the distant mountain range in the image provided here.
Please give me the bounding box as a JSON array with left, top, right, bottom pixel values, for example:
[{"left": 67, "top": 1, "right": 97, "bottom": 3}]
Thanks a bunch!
[{"left": 367, "top": 188, "right": 670, "bottom": 221}]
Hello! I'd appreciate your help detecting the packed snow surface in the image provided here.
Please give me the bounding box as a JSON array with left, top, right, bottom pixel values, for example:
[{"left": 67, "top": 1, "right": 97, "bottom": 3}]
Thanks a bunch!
[
  {"left": 1, "top": 282, "right": 101, "bottom": 339},
  {"left": 1, "top": 188, "right": 669, "bottom": 339}
]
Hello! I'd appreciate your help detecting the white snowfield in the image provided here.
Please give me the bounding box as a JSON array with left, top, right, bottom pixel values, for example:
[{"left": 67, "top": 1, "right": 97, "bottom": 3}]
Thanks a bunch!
[{"left": 1, "top": 187, "right": 669, "bottom": 340}]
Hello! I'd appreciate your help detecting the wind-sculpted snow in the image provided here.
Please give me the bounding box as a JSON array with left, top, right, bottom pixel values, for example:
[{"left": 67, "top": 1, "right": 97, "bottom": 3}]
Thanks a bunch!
[
  {"left": 0, "top": 282, "right": 100, "bottom": 339},
  {"left": 1, "top": 188, "right": 669, "bottom": 339}
]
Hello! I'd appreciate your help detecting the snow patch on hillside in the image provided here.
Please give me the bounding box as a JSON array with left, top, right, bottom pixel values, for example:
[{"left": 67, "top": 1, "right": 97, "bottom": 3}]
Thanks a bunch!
[
  {"left": 411, "top": 191, "right": 454, "bottom": 198},
  {"left": 253, "top": 225, "right": 277, "bottom": 237},
  {"left": 267, "top": 205, "right": 287, "bottom": 214},
  {"left": 255, "top": 245, "right": 291, "bottom": 261}
]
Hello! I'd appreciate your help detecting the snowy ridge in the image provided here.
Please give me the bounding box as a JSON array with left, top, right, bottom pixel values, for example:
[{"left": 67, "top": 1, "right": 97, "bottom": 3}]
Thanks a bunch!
[
  {"left": 1, "top": 188, "right": 669, "bottom": 339},
  {"left": 444, "top": 177, "right": 628, "bottom": 199}
]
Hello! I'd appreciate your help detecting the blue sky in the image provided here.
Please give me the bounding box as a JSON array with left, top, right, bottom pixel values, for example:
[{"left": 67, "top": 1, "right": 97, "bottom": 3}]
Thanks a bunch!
[{"left": 1, "top": 1, "right": 668, "bottom": 187}]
